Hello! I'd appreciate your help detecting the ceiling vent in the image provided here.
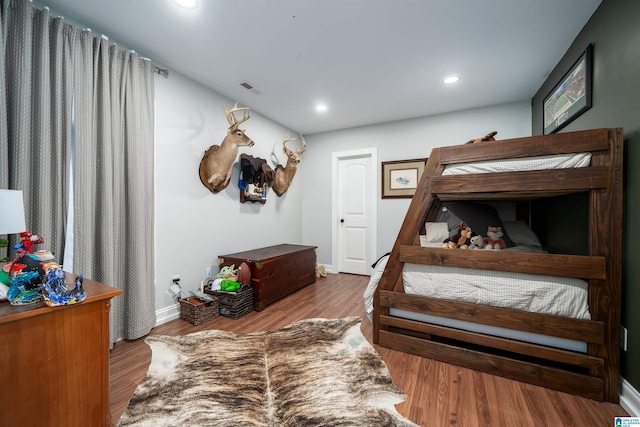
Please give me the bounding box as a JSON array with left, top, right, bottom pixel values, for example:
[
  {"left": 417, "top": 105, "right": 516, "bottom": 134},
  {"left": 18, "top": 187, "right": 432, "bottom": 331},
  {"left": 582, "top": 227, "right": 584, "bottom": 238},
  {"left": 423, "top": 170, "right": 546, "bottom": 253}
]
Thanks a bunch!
[{"left": 240, "top": 80, "right": 261, "bottom": 95}]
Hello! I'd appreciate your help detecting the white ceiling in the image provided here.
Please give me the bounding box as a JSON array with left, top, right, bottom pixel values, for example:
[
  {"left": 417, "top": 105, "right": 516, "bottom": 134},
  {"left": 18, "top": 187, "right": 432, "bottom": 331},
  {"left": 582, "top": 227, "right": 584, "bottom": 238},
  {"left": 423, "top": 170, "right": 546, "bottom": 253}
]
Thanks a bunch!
[{"left": 42, "top": 0, "right": 602, "bottom": 135}]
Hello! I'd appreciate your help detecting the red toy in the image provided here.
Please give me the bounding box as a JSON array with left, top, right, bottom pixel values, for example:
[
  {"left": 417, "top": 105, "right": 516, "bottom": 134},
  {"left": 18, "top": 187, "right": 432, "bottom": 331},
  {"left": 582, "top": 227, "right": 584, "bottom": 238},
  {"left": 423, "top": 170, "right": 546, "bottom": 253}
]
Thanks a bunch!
[{"left": 15, "top": 231, "right": 44, "bottom": 255}]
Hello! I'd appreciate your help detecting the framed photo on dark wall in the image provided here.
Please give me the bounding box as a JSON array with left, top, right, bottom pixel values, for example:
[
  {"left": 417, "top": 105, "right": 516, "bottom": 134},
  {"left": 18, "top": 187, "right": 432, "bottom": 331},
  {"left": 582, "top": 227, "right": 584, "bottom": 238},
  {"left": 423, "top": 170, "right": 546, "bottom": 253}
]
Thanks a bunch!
[
  {"left": 381, "top": 158, "right": 427, "bottom": 199},
  {"left": 543, "top": 43, "right": 593, "bottom": 135}
]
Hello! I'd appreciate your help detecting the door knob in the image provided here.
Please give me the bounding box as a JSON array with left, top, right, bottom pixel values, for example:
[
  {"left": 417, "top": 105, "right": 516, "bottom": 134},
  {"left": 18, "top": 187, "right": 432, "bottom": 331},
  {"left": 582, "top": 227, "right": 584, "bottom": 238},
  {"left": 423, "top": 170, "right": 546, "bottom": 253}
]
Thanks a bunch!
[{"left": 340, "top": 218, "right": 345, "bottom": 223}]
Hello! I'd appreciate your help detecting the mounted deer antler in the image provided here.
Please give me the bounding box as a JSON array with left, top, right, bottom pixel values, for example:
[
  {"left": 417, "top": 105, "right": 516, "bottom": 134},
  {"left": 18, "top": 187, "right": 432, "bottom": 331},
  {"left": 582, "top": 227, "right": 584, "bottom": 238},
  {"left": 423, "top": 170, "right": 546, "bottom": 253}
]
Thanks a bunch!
[
  {"left": 199, "top": 102, "right": 254, "bottom": 193},
  {"left": 272, "top": 133, "right": 306, "bottom": 197},
  {"left": 224, "top": 102, "right": 250, "bottom": 128}
]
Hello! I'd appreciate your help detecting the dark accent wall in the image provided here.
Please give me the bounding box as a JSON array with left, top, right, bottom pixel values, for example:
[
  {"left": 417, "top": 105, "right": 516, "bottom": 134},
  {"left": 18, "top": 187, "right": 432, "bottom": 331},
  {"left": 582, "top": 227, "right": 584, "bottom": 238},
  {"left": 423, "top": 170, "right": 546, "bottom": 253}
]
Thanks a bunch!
[
  {"left": 531, "top": 0, "right": 640, "bottom": 392},
  {"left": 530, "top": 193, "right": 589, "bottom": 256}
]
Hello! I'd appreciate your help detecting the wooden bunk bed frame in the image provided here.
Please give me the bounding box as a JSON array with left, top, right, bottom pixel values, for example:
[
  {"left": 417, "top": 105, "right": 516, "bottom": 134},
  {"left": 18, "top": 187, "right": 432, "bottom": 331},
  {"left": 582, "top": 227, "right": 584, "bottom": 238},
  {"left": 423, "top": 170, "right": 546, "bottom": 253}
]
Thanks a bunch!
[{"left": 373, "top": 128, "right": 624, "bottom": 403}]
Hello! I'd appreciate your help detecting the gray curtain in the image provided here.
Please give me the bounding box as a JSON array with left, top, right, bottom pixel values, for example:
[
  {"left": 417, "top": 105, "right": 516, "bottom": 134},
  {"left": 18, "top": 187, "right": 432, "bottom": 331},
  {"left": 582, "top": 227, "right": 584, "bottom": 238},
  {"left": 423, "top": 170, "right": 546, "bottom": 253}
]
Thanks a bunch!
[
  {"left": 2, "top": 0, "right": 156, "bottom": 343},
  {"left": 0, "top": 0, "right": 74, "bottom": 259},
  {"left": 0, "top": 1, "right": 7, "bottom": 190},
  {"left": 74, "top": 37, "right": 156, "bottom": 343}
]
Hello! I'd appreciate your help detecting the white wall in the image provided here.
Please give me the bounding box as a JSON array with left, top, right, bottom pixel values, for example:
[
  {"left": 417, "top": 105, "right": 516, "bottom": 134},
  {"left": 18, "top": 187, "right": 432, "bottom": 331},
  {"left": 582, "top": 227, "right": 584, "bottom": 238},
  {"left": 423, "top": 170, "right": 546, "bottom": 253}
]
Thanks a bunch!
[
  {"left": 300, "top": 101, "right": 532, "bottom": 270},
  {"left": 154, "top": 72, "right": 304, "bottom": 316},
  {"left": 154, "top": 75, "right": 531, "bottom": 319}
]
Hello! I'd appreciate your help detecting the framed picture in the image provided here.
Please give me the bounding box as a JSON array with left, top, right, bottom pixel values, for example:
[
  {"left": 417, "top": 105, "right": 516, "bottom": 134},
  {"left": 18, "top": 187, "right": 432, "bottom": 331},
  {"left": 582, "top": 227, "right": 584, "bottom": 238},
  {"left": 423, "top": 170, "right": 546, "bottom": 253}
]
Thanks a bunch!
[
  {"left": 381, "top": 158, "right": 427, "bottom": 199},
  {"left": 543, "top": 43, "right": 593, "bottom": 135}
]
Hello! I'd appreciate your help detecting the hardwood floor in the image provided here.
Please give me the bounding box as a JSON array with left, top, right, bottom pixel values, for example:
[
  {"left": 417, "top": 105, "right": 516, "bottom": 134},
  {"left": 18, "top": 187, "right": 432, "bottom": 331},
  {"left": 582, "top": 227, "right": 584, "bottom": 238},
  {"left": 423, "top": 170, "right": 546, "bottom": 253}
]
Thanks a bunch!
[{"left": 110, "top": 273, "right": 628, "bottom": 426}]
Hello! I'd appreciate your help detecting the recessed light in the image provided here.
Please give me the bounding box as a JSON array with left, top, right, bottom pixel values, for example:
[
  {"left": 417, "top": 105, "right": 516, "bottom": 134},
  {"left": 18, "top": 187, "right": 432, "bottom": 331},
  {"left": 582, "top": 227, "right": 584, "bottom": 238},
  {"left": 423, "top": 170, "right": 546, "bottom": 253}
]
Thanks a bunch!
[
  {"left": 172, "top": 0, "right": 199, "bottom": 9},
  {"left": 443, "top": 75, "right": 460, "bottom": 84},
  {"left": 316, "top": 104, "right": 328, "bottom": 112}
]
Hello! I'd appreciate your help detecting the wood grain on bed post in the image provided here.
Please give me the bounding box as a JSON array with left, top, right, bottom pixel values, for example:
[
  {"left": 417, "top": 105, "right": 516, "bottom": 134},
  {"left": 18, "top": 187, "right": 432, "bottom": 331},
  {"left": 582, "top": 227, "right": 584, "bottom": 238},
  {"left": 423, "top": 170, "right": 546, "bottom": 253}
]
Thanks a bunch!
[
  {"left": 588, "top": 127, "right": 624, "bottom": 403},
  {"left": 373, "top": 150, "right": 443, "bottom": 345}
]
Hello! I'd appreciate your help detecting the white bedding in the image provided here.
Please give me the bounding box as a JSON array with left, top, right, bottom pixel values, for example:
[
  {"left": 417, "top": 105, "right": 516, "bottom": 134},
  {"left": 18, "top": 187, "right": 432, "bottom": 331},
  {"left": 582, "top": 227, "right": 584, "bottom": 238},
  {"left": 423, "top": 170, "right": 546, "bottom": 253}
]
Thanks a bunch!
[
  {"left": 402, "top": 261, "right": 590, "bottom": 320},
  {"left": 442, "top": 152, "right": 591, "bottom": 175},
  {"left": 364, "top": 249, "right": 591, "bottom": 321},
  {"left": 364, "top": 254, "right": 590, "bottom": 353}
]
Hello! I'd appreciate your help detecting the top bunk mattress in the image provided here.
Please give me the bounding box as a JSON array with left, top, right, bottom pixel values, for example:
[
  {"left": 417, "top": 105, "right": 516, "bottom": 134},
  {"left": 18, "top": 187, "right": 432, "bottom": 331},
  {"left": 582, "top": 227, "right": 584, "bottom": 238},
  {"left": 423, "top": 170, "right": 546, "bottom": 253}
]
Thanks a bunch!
[{"left": 442, "top": 152, "right": 591, "bottom": 175}]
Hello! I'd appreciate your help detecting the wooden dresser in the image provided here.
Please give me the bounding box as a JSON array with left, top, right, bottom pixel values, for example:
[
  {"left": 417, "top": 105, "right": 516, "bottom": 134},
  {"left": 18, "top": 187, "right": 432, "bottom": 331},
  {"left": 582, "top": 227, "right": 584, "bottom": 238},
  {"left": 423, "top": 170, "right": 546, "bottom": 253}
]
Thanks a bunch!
[
  {"left": 219, "top": 244, "right": 316, "bottom": 311},
  {"left": 0, "top": 273, "right": 121, "bottom": 427}
]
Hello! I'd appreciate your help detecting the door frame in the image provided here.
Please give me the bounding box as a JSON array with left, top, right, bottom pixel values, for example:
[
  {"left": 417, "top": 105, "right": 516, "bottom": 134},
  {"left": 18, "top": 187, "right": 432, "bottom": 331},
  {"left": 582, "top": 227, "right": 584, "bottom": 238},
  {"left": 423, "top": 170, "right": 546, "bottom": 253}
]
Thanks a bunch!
[{"left": 331, "top": 148, "right": 378, "bottom": 274}]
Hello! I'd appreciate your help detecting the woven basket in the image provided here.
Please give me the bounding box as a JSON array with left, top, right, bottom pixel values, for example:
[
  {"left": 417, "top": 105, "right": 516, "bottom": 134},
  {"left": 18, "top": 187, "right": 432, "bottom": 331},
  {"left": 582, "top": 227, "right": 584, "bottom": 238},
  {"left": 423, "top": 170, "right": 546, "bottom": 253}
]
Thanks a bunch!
[
  {"left": 204, "top": 282, "right": 253, "bottom": 319},
  {"left": 179, "top": 296, "right": 219, "bottom": 325}
]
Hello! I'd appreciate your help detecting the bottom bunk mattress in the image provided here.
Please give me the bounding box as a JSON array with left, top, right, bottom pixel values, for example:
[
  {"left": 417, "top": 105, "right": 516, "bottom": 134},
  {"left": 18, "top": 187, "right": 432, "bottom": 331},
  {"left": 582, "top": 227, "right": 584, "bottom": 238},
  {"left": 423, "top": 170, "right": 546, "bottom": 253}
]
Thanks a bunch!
[
  {"left": 402, "top": 261, "right": 590, "bottom": 320},
  {"left": 364, "top": 253, "right": 591, "bottom": 353}
]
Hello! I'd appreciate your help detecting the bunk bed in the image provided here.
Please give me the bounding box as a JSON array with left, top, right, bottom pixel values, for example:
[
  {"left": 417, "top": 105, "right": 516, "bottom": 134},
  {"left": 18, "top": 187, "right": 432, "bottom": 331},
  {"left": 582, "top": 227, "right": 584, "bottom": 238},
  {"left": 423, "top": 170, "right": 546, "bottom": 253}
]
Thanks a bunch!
[{"left": 372, "top": 128, "right": 624, "bottom": 403}]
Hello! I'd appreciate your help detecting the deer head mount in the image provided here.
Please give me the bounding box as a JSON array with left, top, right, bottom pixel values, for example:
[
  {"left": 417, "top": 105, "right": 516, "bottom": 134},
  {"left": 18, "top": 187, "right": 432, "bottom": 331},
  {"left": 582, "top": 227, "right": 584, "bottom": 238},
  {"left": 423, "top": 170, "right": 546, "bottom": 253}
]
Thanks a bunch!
[
  {"left": 199, "top": 102, "right": 254, "bottom": 193},
  {"left": 272, "top": 133, "right": 306, "bottom": 197}
]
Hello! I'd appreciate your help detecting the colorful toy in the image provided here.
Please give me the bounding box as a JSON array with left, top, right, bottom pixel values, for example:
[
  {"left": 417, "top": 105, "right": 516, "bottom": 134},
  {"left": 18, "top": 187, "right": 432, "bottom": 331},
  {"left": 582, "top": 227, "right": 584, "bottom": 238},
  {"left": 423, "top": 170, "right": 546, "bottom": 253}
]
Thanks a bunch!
[
  {"left": 6, "top": 253, "right": 46, "bottom": 305},
  {"left": 216, "top": 265, "right": 238, "bottom": 282},
  {"left": 13, "top": 231, "right": 44, "bottom": 255},
  {"left": 43, "top": 268, "right": 86, "bottom": 306},
  {"left": 484, "top": 226, "right": 507, "bottom": 250}
]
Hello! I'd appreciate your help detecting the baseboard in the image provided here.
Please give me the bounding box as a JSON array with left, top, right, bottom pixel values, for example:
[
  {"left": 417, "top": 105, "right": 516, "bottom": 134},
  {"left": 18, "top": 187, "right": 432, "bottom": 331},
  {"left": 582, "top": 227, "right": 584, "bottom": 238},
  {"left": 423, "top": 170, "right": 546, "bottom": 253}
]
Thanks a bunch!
[
  {"left": 155, "top": 302, "right": 180, "bottom": 326},
  {"left": 621, "top": 377, "right": 640, "bottom": 417}
]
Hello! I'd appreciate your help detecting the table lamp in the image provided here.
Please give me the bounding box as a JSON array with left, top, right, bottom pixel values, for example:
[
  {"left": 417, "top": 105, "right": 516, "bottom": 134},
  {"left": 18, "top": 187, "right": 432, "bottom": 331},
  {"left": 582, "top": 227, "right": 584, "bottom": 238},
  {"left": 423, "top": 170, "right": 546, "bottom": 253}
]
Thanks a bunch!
[{"left": 0, "top": 189, "right": 27, "bottom": 257}]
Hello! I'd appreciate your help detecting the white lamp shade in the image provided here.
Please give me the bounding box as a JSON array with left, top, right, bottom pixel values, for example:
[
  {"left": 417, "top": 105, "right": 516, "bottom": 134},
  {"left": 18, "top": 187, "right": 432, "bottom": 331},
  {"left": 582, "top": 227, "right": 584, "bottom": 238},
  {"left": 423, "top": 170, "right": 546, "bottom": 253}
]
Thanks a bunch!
[{"left": 0, "top": 189, "right": 27, "bottom": 235}]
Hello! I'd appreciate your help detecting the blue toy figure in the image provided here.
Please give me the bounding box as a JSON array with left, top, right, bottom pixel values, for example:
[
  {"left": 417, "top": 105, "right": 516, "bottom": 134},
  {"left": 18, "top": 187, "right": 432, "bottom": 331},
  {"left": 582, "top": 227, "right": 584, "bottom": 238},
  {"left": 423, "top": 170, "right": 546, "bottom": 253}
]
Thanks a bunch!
[{"left": 43, "top": 268, "right": 86, "bottom": 306}]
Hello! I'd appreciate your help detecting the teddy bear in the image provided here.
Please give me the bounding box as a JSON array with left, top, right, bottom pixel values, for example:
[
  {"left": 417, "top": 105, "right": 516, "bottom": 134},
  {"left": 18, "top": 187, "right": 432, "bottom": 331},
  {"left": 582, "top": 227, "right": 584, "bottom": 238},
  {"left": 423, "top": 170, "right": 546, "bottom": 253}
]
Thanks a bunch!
[
  {"left": 315, "top": 264, "right": 327, "bottom": 278},
  {"left": 443, "top": 223, "right": 473, "bottom": 249},
  {"left": 468, "top": 234, "right": 485, "bottom": 250},
  {"left": 484, "top": 226, "right": 507, "bottom": 250}
]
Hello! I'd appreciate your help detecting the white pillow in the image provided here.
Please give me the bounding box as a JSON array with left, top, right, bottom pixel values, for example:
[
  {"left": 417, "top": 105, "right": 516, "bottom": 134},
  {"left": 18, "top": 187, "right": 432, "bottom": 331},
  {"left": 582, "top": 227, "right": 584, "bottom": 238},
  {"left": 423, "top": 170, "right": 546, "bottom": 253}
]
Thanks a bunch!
[
  {"left": 424, "top": 222, "right": 450, "bottom": 243},
  {"left": 502, "top": 221, "right": 542, "bottom": 247}
]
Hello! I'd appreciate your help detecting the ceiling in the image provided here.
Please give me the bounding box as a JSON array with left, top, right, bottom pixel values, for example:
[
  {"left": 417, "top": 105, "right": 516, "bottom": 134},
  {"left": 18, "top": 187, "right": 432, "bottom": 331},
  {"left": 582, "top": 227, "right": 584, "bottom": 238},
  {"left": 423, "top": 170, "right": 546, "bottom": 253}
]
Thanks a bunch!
[{"left": 42, "top": 0, "right": 602, "bottom": 135}]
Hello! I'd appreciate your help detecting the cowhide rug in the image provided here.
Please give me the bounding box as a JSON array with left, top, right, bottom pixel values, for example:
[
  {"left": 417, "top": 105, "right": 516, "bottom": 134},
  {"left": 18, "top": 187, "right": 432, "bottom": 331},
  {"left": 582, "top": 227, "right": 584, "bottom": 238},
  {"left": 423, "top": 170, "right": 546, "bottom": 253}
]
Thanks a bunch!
[{"left": 119, "top": 317, "right": 417, "bottom": 427}]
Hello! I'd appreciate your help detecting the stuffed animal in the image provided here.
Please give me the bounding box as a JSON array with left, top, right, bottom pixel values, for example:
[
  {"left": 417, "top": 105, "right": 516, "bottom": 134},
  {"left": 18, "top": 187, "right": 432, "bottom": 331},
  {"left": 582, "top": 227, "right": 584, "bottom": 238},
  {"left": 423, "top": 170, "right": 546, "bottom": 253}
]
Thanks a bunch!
[
  {"left": 316, "top": 264, "right": 327, "bottom": 278},
  {"left": 465, "top": 131, "right": 497, "bottom": 144},
  {"left": 216, "top": 264, "right": 238, "bottom": 281},
  {"left": 484, "top": 226, "right": 507, "bottom": 250},
  {"left": 469, "top": 234, "right": 485, "bottom": 250},
  {"left": 443, "top": 223, "right": 473, "bottom": 249}
]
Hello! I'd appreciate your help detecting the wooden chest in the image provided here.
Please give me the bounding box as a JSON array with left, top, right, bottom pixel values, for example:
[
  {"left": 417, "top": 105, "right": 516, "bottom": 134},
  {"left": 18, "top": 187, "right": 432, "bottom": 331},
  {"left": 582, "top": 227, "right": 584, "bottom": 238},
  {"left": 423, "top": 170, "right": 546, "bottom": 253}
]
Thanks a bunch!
[{"left": 218, "top": 244, "right": 317, "bottom": 311}]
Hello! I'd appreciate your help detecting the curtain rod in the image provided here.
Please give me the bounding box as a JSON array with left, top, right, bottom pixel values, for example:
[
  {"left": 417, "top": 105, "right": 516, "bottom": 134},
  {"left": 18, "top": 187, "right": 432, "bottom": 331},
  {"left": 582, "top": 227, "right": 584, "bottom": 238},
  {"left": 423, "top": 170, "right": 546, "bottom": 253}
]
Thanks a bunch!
[
  {"left": 141, "top": 55, "right": 169, "bottom": 77},
  {"left": 153, "top": 65, "right": 169, "bottom": 78},
  {"left": 39, "top": 5, "right": 170, "bottom": 79}
]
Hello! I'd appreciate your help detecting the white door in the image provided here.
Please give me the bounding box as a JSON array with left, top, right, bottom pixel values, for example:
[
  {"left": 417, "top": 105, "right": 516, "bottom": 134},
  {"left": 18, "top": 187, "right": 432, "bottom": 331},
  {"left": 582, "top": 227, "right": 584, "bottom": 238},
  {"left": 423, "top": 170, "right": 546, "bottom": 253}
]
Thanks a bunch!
[{"left": 332, "top": 149, "right": 377, "bottom": 275}]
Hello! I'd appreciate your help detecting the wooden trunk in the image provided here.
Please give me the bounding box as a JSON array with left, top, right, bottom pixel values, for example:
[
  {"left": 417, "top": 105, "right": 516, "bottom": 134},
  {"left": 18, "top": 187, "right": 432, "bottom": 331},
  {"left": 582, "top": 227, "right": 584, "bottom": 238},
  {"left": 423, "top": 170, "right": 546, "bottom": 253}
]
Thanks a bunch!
[{"left": 218, "top": 244, "right": 317, "bottom": 311}]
